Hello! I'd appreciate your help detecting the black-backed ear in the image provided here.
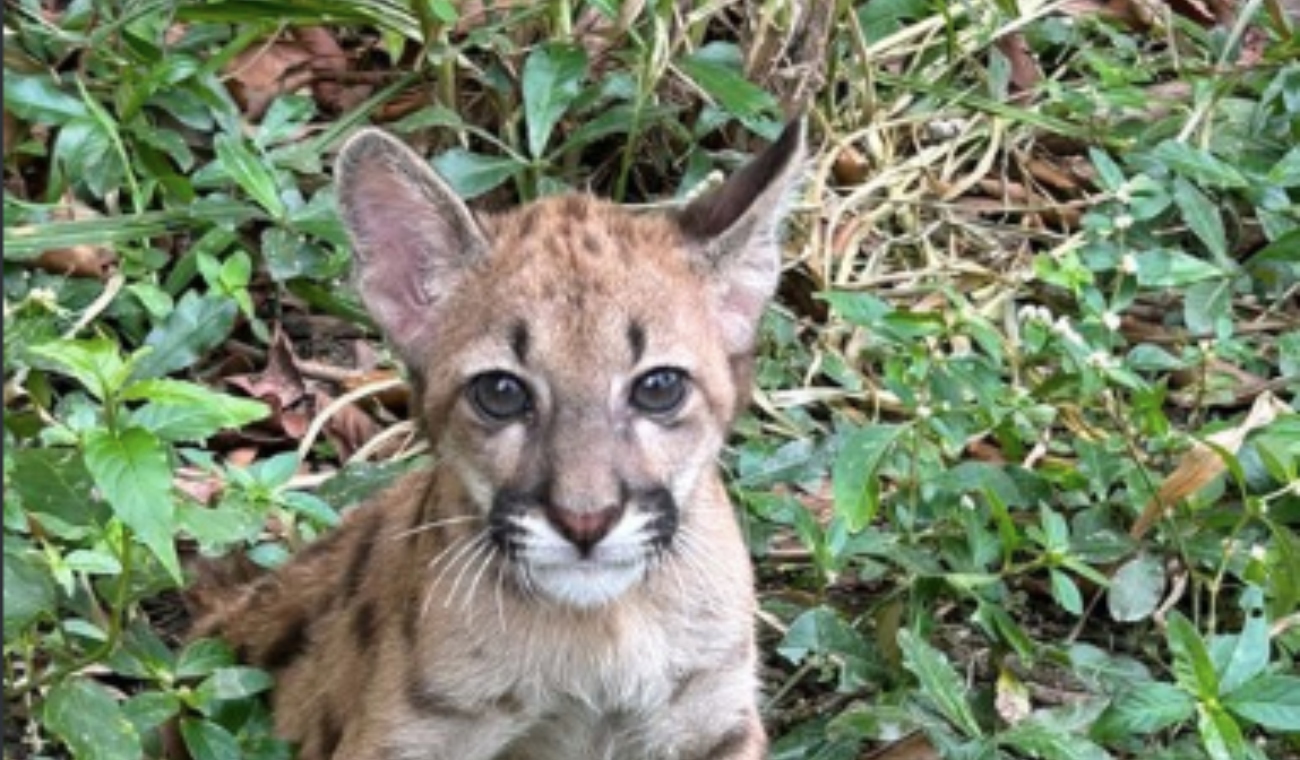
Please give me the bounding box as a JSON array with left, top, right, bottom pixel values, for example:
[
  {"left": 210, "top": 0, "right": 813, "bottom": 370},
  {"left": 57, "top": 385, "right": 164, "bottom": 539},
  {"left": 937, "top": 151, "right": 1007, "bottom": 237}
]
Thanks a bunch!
[
  {"left": 335, "top": 128, "right": 489, "bottom": 365},
  {"left": 679, "top": 118, "right": 807, "bottom": 355}
]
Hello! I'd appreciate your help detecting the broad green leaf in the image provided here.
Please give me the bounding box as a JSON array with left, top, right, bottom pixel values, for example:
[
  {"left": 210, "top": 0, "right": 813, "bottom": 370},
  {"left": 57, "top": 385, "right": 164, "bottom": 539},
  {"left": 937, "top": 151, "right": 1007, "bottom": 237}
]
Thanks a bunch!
[
  {"left": 521, "top": 42, "right": 587, "bottom": 158},
  {"left": 214, "top": 134, "right": 285, "bottom": 217},
  {"left": 1151, "top": 141, "right": 1248, "bottom": 188},
  {"left": 132, "top": 292, "right": 238, "bottom": 380},
  {"left": 177, "top": 638, "right": 237, "bottom": 679},
  {"left": 1089, "top": 148, "right": 1125, "bottom": 191},
  {"left": 83, "top": 427, "right": 180, "bottom": 580},
  {"left": 679, "top": 43, "right": 778, "bottom": 124},
  {"left": 1222, "top": 675, "right": 1300, "bottom": 730},
  {"left": 820, "top": 291, "right": 892, "bottom": 328},
  {"left": 26, "top": 338, "right": 130, "bottom": 401},
  {"left": 898, "top": 629, "right": 983, "bottom": 738},
  {"left": 1136, "top": 249, "right": 1223, "bottom": 288},
  {"left": 431, "top": 149, "right": 524, "bottom": 200},
  {"left": 1000, "top": 720, "right": 1110, "bottom": 760},
  {"left": 1184, "top": 278, "right": 1233, "bottom": 337},
  {"left": 832, "top": 424, "right": 905, "bottom": 531},
  {"left": 124, "top": 379, "right": 267, "bottom": 442},
  {"left": 4, "top": 73, "right": 88, "bottom": 123},
  {"left": 1049, "top": 569, "right": 1083, "bottom": 615},
  {"left": 1091, "top": 681, "right": 1195, "bottom": 740},
  {"left": 1215, "top": 587, "right": 1270, "bottom": 695},
  {"left": 1068, "top": 643, "right": 1152, "bottom": 692},
  {"left": 1173, "top": 176, "right": 1227, "bottom": 260},
  {"left": 1197, "top": 703, "right": 1247, "bottom": 760},
  {"left": 193, "top": 666, "right": 274, "bottom": 713},
  {"left": 1107, "top": 553, "right": 1164, "bottom": 622},
  {"left": 122, "top": 691, "right": 181, "bottom": 734},
  {"left": 7, "top": 448, "right": 106, "bottom": 537},
  {"left": 4, "top": 550, "right": 56, "bottom": 639},
  {"left": 180, "top": 717, "right": 241, "bottom": 760},
  {"left": 1166, "top": 611, "right": 1219, "bottom": 698},
  {"left": 1266, "top": 146, "right": 1300, "bottom": 186},
  {"left": 43, "top": 677, "right": 143, "bottom": 760}
]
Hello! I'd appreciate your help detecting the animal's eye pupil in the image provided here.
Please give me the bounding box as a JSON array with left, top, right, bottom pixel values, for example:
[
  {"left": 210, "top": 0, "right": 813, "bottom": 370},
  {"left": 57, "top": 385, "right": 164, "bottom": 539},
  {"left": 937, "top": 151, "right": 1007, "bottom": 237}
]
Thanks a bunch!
[
  {"left": 631, "top": 368, "right": 688, "bottom": 415},
  {"left": 469, "top": 372, "right": 531, "bottom": 420}
]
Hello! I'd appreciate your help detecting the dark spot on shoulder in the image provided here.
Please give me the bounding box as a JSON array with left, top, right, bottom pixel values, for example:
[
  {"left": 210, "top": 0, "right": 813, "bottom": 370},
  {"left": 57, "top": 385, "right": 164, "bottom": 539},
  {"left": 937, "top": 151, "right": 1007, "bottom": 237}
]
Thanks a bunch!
[
  {"left": 351, "top": 599, "right": 378, "bottom": 648},
  {"left": 562, "top": 195, "right": 590, "bottom": 221},
  {"left": 344, "top": 513, "right": 382, "bottom": 597},
  {"left": 318, "top": 707, "right": 343, "bottom": 757},
  {"left": 259, "top": 614, "right": 309, "bottom": 672},
  {"left": 580, "top": 231, "right": 604, "bottom": 256},
  {"left": 405, "top": 673, "right": 474, "bottom": 719}
]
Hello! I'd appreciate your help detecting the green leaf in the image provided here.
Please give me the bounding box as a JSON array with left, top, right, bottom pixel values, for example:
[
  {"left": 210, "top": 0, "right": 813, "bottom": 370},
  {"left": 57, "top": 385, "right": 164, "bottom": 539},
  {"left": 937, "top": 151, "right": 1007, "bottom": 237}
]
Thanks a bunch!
[
  {"left": 1091, "top": 681, "right": 1195, "bottom": 740},
  {"left": 1106, "top": 553, "right": 1164, "bottom": 622},
  {"left": 1266, "top": 146, "right": 1300, "bottom": 187},
  {"left": 193, "top": 666, "right": 274, "bottom": 711},
  {"left": 1197, "top": 703, "right": 1247, "bottom": 760},
  {"left": 177, "top": 638, "right": 237, "bottom": 679},
  {"left": 1049, "top": 569, "right": 1083, "bottom": 615},
  {"left": 1136, "top": 249, "right": 1223, "bottom": 288},
  {"left": 431, "top": 149, "right": 524, "bottom": 200},
  {"left": 1223, "top": 675, "right": 1300, "bottom": 730},
  {"left": 1215, "top": 587, "right": 1270, "bottom": 695},
  {"left": 122, "top": 691, "right": 181, "bottom": 734},
  {"left": 1184, "top": 278, "right": 1233, "bottom": 337},
  {"left": 1089, "top": 148, "right": 1125, "bottom": 191},
  {"left": 521, "top": 42, "right": 587, "bottom": 158},
  {"left": 43, "top": 678, "right": 143, "bottom": 760},
  {"left": 124, "top": 379, "right": 268, "bottom": 442},
  {"left": 679, "top": 43, "right": 778, "bottom": 125},
  {"left": 4, "top": 550, "right": 56, "bottom": 639},
  {"left": 214, "top": 134, "right": 285, "bottom": 218},
  {"left": 7, "top": 448, "right": 106, "bottom": 537},
  {"left": 1150, "top": 141, "right": 1248, "bottom": 188},
  {"left": 180, "top": 717, "right": 241, "bottom": 760},
  {"left": 1173, "top": 176, "right": 1227, "bottom": 260},
  {"left": 1166, "top": 611, "right": 1219, "bottom": 698},
  {"left": 898, "top": 628, "right": 983, "bottom": 738},
  {"left": 832, "top": 424, "right": 905, "bottom": 531},
  {"left": 1000, "top": 720, "right": 1110, "bottom": 760},
  {"left": 132, "top": 291, "right": 238, "bottom": 380},
  {"left": 83, "top": 426, "right": 180, "bottom": 580},
  {"left": 4, "top": 73, "right": 88, "bottom": 123},
  {"left": 26, "top": 338, "right": 130, "bottom": 402}
]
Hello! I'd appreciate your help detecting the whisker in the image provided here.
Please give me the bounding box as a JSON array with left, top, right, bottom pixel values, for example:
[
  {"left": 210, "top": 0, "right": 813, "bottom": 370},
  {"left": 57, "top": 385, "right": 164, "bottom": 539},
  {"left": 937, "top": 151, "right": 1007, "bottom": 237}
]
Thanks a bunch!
[
  {"left": 391, "top": 514, "right": 484, "bottom": 541},
  {"left": 423, "top": 532, "right": 486, "bottom": 619},
  {"left": 493, "top": 557, "right": 508, "bottom": 632},
  {"left": 452, "top": 540, "right": 496, "bottom": 611}
]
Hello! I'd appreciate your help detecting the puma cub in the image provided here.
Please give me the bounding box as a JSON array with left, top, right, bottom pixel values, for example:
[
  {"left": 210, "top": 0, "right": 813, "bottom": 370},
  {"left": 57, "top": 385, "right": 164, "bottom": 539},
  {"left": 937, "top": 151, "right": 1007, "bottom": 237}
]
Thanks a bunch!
[{"left": 193, "top": 120, "right": 805, "bottom": 759}]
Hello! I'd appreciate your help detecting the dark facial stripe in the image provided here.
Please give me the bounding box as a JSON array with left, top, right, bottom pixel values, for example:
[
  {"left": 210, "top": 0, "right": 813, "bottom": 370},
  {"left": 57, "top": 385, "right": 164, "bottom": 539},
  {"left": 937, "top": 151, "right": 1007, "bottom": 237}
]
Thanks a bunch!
[
  {"left": 318, "top": 707, "right": 343, "bottom": 758},
  {"left": 510, "top": 321, "right": 530, "bottom": 364},
  {"left": 627, "top": 320, "right": 646, "bottom": 364}
]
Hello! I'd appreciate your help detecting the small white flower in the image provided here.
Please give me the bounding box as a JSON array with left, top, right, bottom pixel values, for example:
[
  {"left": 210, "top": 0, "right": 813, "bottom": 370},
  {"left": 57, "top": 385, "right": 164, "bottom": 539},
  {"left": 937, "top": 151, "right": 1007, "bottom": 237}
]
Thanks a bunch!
[
  {"left": 1115, "top": 185, "right": 1131, "bottom": 204},
  {"left": 1119, "top": 253, "right": 1138, "bottom": 274},
  {"left": 1114, "top": 214, "right": 1134, "bottom": 231},
  {"left": 916, "top": 405, "right": 932, "bottom": 420},
  {"left": 1250, "top": 545, "right": 1268, "bottom": 562},
  {"left": 960, "top": 495, "right": 977, "bottom": 511},
  {"left": 1051, "top": 317, "right": 1082, "bottom": 345},
  {"left": 1102, "top": 312, "right": 1121, "bottom": 332},
  {"left": 1086, "top": 350, "right": 1116, "bottom": 369}
]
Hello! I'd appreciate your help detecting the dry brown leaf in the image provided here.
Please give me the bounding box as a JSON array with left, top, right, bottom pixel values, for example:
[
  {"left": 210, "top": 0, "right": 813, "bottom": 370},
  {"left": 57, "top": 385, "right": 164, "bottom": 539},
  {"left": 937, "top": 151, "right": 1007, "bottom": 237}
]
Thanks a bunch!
[
  {"left": 861, "top": 731, "right": 940, "bottom": 760},
  {"left": 995, "top": 33, "right": 1041, "bottom": 99},
  {"left": 312, "top": 388, "right": 382, "bottom": 461},
  {"left": 1131, "top": 392, "right": 1291, "bottom": 538},
  {"left": 832, "top": 144, "right": 872, "bottom": 186},
  {"left": 31, "top": 200, "right": 116, "bottom": 279},
  {"left": 226, "top": 36, "right": 314, "bottom": 120}
]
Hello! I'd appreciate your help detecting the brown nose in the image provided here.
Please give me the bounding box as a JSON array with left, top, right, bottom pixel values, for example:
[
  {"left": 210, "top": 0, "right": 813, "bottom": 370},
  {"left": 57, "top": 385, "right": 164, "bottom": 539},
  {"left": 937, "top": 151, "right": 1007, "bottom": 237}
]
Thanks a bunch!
[{"left": 544, "top": 504, "right": 624, "bottom": 554}]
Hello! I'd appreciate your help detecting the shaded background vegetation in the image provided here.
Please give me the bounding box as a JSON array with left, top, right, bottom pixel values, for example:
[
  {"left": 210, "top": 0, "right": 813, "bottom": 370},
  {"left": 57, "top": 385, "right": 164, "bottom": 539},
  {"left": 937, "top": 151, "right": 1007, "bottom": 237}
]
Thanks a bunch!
[{"left": 4, "top": 0, "right": 1299, "bottom": 758}]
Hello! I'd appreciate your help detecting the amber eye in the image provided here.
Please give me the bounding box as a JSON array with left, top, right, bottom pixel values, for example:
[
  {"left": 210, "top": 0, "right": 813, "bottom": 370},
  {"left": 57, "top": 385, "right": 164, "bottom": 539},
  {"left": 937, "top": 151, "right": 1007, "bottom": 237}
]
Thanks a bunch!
[
  {"left": 630, "top": 368, "right": 688, "bottom": 415},
  {"left": 469, "top": 372, "right": 532, "bottom": 421}
]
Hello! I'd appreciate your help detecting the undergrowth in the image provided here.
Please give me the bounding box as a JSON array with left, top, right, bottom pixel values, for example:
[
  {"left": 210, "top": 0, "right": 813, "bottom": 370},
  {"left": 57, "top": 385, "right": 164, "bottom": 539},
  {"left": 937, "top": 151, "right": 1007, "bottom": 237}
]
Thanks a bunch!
[{"left": 4, "top": 1, "right": 1298, "bottom": 759}]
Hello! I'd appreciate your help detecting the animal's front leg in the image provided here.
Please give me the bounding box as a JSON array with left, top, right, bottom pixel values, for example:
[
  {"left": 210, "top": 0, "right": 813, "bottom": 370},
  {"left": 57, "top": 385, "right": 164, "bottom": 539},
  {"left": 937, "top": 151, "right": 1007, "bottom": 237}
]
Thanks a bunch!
[
  {"left": 650, "top": 668, "right": 767, "bottom": 760},
  {"left": 342, "top": 698, "right": 532, "bottom": 760}
]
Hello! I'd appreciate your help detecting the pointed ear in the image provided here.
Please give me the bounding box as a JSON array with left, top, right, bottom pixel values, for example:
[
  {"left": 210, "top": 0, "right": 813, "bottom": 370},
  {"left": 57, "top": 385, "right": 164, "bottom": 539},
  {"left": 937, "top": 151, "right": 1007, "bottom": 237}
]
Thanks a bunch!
[
  {"left": 679, "top": 118, "right": 807, "bottom": 355},
  {"left": 335, "top": 128, "right": 489, "bottom": 364}
]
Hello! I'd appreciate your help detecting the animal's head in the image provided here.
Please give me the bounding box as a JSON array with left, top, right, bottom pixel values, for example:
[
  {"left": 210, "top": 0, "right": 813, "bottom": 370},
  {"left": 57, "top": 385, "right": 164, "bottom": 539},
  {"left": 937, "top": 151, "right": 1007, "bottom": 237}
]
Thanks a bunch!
[{"left": 335, "top": 123, "right": 805, "bottom": 608}]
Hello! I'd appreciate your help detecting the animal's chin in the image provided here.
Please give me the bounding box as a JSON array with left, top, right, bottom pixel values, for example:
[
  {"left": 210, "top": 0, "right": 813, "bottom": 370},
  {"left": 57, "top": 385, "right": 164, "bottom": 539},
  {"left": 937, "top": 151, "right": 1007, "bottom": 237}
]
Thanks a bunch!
[{"left": 523, "top": 558, "right": 647, "bottom": 609}]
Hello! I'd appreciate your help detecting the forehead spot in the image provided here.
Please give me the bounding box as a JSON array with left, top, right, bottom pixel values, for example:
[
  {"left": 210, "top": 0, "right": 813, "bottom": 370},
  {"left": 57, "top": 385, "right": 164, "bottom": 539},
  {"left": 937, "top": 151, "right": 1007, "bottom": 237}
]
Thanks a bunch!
[{"left": 627, "top": 320, "right": 646, "bottom": 364}]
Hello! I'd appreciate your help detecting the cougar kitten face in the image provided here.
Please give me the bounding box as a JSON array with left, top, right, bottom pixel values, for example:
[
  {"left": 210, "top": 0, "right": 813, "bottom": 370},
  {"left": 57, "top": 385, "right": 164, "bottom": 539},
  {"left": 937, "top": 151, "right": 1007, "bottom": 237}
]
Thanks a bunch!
[{"left": 336, "top": 123, "right": 804, "bottom": 609}]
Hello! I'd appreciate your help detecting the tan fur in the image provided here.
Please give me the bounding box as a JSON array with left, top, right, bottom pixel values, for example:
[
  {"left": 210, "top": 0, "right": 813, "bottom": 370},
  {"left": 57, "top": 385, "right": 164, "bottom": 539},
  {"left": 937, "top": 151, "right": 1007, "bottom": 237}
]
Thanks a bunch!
[{"left": 191, "top": 123, "right": 805, "bottom": 760}]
